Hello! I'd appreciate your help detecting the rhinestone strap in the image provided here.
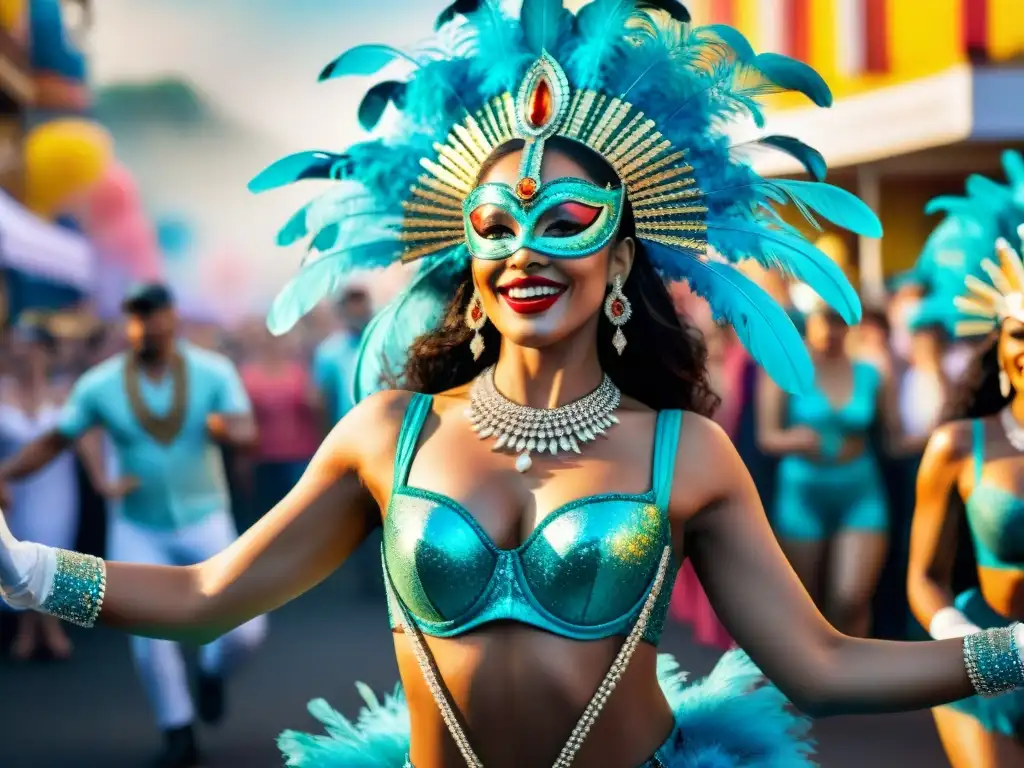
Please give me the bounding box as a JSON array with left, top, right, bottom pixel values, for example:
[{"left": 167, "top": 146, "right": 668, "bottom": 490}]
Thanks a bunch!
[
  {"left": 40, "top": 549, "right": 106, "bottom": 628},
  {"left": 963, "top": 623, "right": 1024, "bottom": 697},
  {"left": 468, "top": 366, "right": 621, "bottom": 473},
  {"left": 393, "top": 545, "right": 672, "bottom": 767}
]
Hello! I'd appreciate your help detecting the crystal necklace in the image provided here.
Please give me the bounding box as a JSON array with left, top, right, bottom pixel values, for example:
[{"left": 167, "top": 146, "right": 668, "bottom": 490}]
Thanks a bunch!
[
  {"left": 467, "top": 365, "right": 621, "bottom": 473},
  {"left": 1000, "top": 407, "right": 1024, "bottom": 452}
]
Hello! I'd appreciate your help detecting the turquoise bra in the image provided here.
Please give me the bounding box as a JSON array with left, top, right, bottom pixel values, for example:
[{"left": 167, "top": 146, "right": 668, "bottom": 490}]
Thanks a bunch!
[
  {"left": 787, "top": 360, "right": 881, "bottom": 460},
  {"left": 382, "top": 393, "right": 683, "bottom": 645},
  {"left": 965, "top": 419, "right": 1024, "bottom": 571}
]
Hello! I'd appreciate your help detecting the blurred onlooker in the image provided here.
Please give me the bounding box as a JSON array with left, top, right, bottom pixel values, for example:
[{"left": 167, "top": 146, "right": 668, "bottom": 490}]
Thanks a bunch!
[
  {"left": 240, "top": 329, "right": 321, "bottom": 527},
  {"left": 312, "top": 285, "right": 373, "bottom": 428},
  {"left": 0, "top": 323, "right": 80, "bottom": 660},
  {"left": 849, "top": 308, "right": 892, "bottom": 380}
]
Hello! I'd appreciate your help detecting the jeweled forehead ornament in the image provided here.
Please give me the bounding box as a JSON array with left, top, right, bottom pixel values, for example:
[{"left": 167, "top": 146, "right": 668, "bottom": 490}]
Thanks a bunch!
[
  {"left": 954, "top": 224, "right": 1024, "bottom": 337},
  {"left": 398, "top": 52, "right": 707, "bottom": 263}
]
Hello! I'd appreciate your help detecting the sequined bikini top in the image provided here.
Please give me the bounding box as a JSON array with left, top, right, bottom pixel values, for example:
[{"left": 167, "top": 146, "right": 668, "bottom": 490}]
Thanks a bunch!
[
  {"left": 966, "top": 419, "right": 1024, "bottom": 571},
  {"left": 382, "top": 393, "right": 682, "bottom": 645}
]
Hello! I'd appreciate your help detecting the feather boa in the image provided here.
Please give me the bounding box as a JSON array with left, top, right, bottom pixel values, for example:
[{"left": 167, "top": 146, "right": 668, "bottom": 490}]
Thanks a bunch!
[{"left": 278, "top": 650, "right": 815, "bottom": 768}]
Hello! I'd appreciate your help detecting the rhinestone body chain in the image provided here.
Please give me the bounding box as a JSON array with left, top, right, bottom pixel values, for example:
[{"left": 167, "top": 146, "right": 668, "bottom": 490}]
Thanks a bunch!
[
  {"left": 468, "top": 366, "right": 621, "bottom": 473},
  {"left": 395, "top": 545, "right": 672, "bottom": 767}
]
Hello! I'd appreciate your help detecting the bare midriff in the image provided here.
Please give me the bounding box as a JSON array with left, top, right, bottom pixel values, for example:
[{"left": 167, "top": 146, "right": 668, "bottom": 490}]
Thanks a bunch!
[
  {"left": 394, "top": 625, "right": 675, "bottom": 768},
  {"left": 978, "top": 567, "right": 1024, "bottom": 620}
]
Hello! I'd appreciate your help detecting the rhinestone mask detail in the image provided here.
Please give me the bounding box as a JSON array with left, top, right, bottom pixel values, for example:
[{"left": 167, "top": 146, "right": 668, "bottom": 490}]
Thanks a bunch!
[{"left": 467, "top": 366, "right": 621, "bottom": 473}]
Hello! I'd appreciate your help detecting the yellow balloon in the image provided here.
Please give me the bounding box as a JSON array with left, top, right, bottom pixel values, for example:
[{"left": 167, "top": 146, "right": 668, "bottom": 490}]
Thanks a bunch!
[{"left": 24, "top": 119, "right": 113, "bottom": 219}]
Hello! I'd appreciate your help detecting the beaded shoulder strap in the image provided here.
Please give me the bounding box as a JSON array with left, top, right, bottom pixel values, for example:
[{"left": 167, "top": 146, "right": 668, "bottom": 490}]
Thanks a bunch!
[{"left": 390, "top": 545, "right": 673, "bottom": 767}]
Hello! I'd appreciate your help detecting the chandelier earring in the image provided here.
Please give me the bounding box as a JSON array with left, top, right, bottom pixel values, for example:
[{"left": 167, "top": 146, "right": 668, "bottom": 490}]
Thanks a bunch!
[
  {"left": 604, "top": 274, "right": 632, "bottom": 356},
  {"left": 466, "top": 287, "right": 487, "bottom": 360},
  {"left": 1001, "top": 367, "right": 1013, "bottom": 398}
]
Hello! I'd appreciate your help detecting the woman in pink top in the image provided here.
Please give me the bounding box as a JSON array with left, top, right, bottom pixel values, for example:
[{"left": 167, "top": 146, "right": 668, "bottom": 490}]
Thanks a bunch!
[{"left": 240, "top": 329, "right": 323, "bottom": 526}]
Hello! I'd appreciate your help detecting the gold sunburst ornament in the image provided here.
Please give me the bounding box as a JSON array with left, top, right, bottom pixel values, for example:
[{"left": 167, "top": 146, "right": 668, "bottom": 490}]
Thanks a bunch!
[
  {"left": 399, "top": 52, "right": 708, "bottom": 264},
  {"left": 953, "top": 224, "right": 1024, "bottom": 337}
]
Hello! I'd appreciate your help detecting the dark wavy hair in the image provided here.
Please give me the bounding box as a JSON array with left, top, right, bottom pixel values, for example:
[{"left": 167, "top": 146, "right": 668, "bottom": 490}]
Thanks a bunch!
[
  {"left": 398, "top": 137, "right": 719, "bottom": 416},
  {"left": 942, "top": 332, "right": 1009, "bottom": 422}
]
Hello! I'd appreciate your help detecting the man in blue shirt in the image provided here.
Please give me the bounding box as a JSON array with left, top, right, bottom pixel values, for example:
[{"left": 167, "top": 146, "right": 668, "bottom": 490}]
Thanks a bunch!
[{"left": 0, "top": 284, "right": 265, "bottom": 768}]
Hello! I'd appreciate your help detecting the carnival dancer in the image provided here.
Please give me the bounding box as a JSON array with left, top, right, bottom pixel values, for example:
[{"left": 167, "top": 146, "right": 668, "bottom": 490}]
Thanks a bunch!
[
  {"left": 4, "top": 3, "right": 1024, "bottom": 768},
  {"left": 908, "top": 151, "right": 1024, "bottom": 768},
  {"left": 758, "top": 301, "right": 897, "bottom": 637},
  {"left": 0, "top": 283, "right": 267, "bottom": 768}
]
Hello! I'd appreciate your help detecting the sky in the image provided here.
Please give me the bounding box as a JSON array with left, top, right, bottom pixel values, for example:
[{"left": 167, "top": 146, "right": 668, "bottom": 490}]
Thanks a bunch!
[
  {"left": 90, "top": 0, "right": 438, "bottom": 148},
  {"left": 87, "top": 0, "right": 455, "bottom": 312}
]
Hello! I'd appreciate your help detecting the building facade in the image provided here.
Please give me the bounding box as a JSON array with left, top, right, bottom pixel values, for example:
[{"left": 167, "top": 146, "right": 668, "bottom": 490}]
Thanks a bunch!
[{"left": 688, "top": 0, "right": 1024, "bottom": 302}]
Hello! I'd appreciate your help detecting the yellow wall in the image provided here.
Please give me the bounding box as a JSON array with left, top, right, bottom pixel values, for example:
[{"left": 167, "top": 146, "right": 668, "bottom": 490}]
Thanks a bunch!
[{"left": 688, "top": 0, "right": 1024, "bottom": 108}]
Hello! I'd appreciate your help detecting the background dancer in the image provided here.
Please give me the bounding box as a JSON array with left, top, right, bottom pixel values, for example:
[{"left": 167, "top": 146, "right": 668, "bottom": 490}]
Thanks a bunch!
[
  {"left": 758, "top": 302, "right": 900, "bottom": 636},
  {"left": 0, "top": 283, "right": 267, "bottom": 768},
  {"left": 908, "top": 157, "right": 1024, "bottom": 768}
]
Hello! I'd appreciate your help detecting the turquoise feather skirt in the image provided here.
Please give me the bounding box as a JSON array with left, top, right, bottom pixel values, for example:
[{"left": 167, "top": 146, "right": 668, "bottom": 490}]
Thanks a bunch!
[{"left": 278, "top": 649, "right": 816, "bottom": 767}]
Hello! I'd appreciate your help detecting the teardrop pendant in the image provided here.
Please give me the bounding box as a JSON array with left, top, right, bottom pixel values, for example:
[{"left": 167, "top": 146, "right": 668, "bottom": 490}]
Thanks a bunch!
[{"left": 515, "top": 452, "right": 533, "bottom": 473}]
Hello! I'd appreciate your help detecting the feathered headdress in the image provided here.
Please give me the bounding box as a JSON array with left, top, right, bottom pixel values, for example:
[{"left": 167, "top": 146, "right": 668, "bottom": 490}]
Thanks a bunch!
[
  {"left": 250, "top": 0, "right": 879, "bottom": 398},
  {"left": 908, "top": 150, "right": 1024, "bottom": 336}
]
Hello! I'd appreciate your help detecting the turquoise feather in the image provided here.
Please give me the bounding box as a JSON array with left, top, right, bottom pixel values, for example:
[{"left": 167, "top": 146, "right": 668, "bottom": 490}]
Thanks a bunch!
[
  {"left": 965, "top": 174, "right": 1011, "bottom": 205},
  {"left": 358, "top": 81, "right": 406, "bottom": 130},
  {"left": 520, "top": 0, "right": 568, "bottom": 54},
  {"left": 743, "top": 135, "right": 826, "bottom": 181},
  {"left": 570, "top": 0, "right": 637, "bottom": 88},
  {"left": 712, "top": 220, "right": 862, "bottom": 325},
  {"left": 639, "top": 0, "right": 691, "bottom": 23},
  {"left": 249, "top": 152, "right": 351, "bottom": 193},
  {"left": 651, "top": 244, "right": 814, "bottom": 395},
  {"left": 266, "top": 240, "right": 401, "bottom": 335},
  {"left": 1003, "top": 150, "right": 1024, "bottom": 193},
  {"left": 319, "top": 44, "right": 418, "bottom": 81},
  {"left": 773, "top": 180, "right": 882, "bottom": 238},
  {"left": 352, "top": 255, "right": 465, "bottom": 402},
  {"left": 700, "top": 23, "right": 756, "bottom": 63},
  {"left": 752, "top": 52, "right": 832, "bottom": 107},
  {"left": 277, "top": 202, "right": 313, "bottom": 246}
]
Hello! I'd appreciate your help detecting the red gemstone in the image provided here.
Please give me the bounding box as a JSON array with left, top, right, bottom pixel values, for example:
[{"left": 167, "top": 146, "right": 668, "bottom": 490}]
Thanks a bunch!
[
  {"left": 528, "top": 78, "right": 553, "bottom": 128},
  {"left": 516, "top": 177, "right": 538, "bottom": 199},
  {"left": 471, "top": 304, "right": 482, "bottom": 322},
  {"left": 611, "top": 299, "right": 625, "bottom": 318}
]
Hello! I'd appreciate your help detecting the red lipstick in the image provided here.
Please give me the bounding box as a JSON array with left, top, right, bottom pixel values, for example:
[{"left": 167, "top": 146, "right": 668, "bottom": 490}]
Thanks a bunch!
[{"left": 496, "top": 276, "right": 568, "bottom": 315}]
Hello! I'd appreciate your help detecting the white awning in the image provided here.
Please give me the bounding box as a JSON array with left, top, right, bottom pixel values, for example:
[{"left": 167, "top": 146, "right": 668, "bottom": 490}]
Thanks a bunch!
[
  {"left": 738, "top": 64, "right": 1024, "bottom": 176},
  {"left": 0, "top": 190, "right": 94, "bottom": 290}
]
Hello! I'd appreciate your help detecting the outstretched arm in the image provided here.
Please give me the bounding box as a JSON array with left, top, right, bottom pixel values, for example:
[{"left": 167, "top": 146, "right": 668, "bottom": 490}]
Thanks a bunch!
[
  {"left": 679, "top": 415, "right": 972, "bottom": 717},
  {"left": 907, "top": 422, "right": 979, "bottom": 637},
  {"left": 1, "top": 390, "right": 407, "bottom": 645}
]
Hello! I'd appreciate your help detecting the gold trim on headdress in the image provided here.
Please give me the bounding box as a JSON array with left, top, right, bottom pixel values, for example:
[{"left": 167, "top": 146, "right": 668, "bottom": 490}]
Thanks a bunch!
[
  {"left": 953, "top": 225, "right": 1024, "bottom": 337},
  {"left": 400, "top": 55, "right": 708, "bottom": 263}
]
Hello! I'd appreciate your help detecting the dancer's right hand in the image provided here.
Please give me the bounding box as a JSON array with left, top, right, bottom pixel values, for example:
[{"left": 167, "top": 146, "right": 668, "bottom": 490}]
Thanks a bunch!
[
  {"left": 0, "top": 506, "right": 55, "bottom": 610},
  {"left": 101, "top": 475, "right": 140, "bottom": 499}
]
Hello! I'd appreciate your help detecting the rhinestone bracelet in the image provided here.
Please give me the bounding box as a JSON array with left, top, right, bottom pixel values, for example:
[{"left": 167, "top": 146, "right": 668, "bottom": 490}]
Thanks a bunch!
[
  {"left": 40, "top": 549, "right": 106, "bottom": 628},
  {"left": 963, "top": 623, "right": 1024, "bottom": 697}
]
